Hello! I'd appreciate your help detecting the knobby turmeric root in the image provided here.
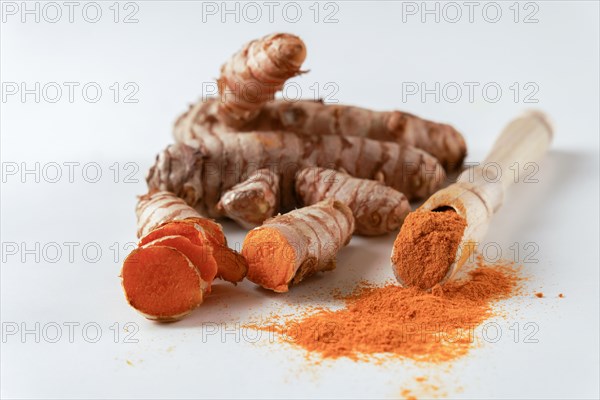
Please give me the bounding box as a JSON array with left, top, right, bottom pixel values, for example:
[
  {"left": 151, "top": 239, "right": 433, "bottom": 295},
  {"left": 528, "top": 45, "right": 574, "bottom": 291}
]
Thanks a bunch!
[
  {"left": 295, "top": 167, "right": 411, "bottom": 236},
  {"left": 242, "top": 199, "right": 355, "bottom": 293},
  {"left": 182, "top": 34, "right": 464, "bottom": 171},
  {"left": 185, "top": 98, "right": 466, "bottom": 172},
  {"left": 217, "top": 168, "right": 280, "bottom": 229},
  {"left": 121, "top": 191, "right": 247, "bottom": 321},
  {"left": 217, "top": 33, "right": 306, "bottom": 127},
  {"left": 152, "top": 129, "right": 445, "bottom": 219},
  {"left": 151, "top": 32, "right": 465, "bottom": 232}
]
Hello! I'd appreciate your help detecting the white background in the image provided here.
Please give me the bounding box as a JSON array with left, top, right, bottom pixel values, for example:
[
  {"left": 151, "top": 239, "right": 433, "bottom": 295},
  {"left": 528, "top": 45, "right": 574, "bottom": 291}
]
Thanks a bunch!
[{"left": 1, "top": 1, "right": 599, "bottom": 398}]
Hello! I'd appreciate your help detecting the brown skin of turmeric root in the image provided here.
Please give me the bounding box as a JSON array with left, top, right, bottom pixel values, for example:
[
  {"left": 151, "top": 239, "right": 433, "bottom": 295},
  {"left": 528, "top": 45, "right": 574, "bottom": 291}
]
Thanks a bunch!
[
  {"left": 295, "top": 167, "right": 411, "bottom": 236},
  {"left": 209, "top": 33, "right": 463, "bottom": 170},
  {"left": 242, "top": 199, "right": 355, "bottom": 293},
  {"left": 121, "top": 246, "right": 204, "bottom": 321},
  {"left": 185, "top": 98, "right": 465, "bottom": 173},
  {"left": 217, "top": 33, "right": 306, "bottom": 128},
  {"left": 217, "top": 168, "right": 280, "bottom": 229},
  {"left": 160, "top": 32, "right": 461, "bottom": 229},
  {"left": 157, "top": 117, "right": 445, "bottom": 218}
]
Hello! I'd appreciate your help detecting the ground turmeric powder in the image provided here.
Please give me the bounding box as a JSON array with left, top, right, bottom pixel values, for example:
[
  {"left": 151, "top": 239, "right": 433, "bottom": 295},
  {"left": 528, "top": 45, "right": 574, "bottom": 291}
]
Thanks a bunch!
[
  {"left": 391, "top": 209, "right": 467, "bottom": 290},
  {"left": 250, "top": 260, "right": 520, "bottom": 362}
]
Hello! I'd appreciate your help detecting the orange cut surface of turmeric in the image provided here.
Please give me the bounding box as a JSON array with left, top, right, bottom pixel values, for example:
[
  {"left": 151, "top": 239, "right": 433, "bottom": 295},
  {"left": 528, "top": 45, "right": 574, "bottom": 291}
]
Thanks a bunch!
[
  {"left": 142, "top": 235, "right": 217, "bottom": 291},
  {"left": 243, "top": 228, "right": 297, "bottom": 292},
  {"left": 139, "top": 220, "right": 246, "bottom": 284},
  {"left": 121, "top": 246, "right": 203, "bottom": 321}
]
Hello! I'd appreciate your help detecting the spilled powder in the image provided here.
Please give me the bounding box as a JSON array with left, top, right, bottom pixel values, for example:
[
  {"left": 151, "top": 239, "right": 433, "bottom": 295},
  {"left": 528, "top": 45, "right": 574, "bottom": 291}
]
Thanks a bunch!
[
  {"left": 399, "top": 374, "right": 457, "bottom": 399},
  {"left": 249, "top": 260, "right": 521, "bottom": 363},
  {"left": 400, "top": 388, "right": 417, "bottom": 400}
]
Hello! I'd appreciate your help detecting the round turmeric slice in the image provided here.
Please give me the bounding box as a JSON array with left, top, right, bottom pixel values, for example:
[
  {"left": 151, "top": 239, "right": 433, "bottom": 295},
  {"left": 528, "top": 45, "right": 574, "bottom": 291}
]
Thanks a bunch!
[
  {"left": 142, "top": 235, "right": 218, "bottom": 292},
  {"left": 182, "top": 217, "right": 227, "bottom": 246},
  {"left": 139, "top": 221, "right": 208, "bottom": 247},
  {"left": 139, "top": 221, "right": 247, "bottom": 284},
  {"left": 121, "top": 246, "right": 203, "bottom": 321}
]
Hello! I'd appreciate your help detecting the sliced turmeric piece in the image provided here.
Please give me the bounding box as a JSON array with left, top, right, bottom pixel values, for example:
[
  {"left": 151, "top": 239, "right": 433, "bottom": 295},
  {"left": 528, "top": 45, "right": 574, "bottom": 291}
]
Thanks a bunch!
[
  {"left": 142, "top": 235, "right": 217, "bottom": 293},
  {"left": 121, "top": 246, "right": 203, "bottom": 321},
  {"left": 139, "top": 220, "right": 209, "bottom": 247},
  {"left": 242, "top": 199, "right": 355, "bottom": 293},
  {"left": 187, "top": 217, "right": 227, "bottom": 247},
  {"left": 181, "top": 218, "right": 247, "bottom": 283},
  {"left": 139, "top": 219, "right": 246, "bottom": 284},
  {"left": 136, "top": 192, "right": 248, "bottom": 284}
]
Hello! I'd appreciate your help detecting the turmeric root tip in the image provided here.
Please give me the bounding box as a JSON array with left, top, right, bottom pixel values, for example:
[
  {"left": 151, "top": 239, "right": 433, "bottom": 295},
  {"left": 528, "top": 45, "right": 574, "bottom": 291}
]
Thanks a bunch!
[
  {"left": 217, "top": 33, "right": 307, "bottom": 127},
  {"left": 217, "top": 168, "right": 280, "bottom": 229},
  {"left": 121, "top": 246, "right": 204, "bottom": 321}
]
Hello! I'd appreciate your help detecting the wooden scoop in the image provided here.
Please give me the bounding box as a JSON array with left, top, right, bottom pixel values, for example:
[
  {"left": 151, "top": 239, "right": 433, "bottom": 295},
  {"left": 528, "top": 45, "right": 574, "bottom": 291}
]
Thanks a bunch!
[{"left": 397, "top": 111, "right": 553, "bottom": 287}]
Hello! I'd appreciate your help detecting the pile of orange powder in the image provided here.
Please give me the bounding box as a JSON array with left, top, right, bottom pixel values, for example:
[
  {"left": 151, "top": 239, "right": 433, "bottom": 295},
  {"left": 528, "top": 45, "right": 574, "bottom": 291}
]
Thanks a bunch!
[{"left": 253, "top": 259, "right": 521, "bottom": 363}]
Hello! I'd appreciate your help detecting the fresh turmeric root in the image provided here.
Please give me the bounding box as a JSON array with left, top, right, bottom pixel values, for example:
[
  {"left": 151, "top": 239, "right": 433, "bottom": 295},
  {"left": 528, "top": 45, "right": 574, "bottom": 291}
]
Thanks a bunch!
[
  {"left": 153, "top": 130, "right": 445, "bottom": 219},
  {"left": 182, "top": 98, "right": 466, "bottom": 172},
  {"left": 121, "top": 191, "right": 247, "bottom": 321},
  {"left": 161, "top": 33, "right": 464, "bottom": 230},
  {"left": 242, "top": 199, "right": 355, "bottom": 292},
  {"left": 217, "top": 168, "right": 280, "bottom": 229},
  {"left": 184, "top": 33, "right": 464, "bottom": 171},
  {"left": 136, "top": 190, "right": 211, "bottom": 238},
  {"left": 217, "top": 33, "right": 306, "bottom": 127},
  {"left": 249, "top": 100, "right": 466, "bottom": 172},
  {"left": 295, "top": 167, "right": 411, "bottom": 236}
]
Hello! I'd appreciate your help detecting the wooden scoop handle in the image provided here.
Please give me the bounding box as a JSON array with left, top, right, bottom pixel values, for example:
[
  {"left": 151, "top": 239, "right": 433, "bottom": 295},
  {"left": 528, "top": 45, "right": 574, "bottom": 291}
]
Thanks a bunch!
[{"left": 466, "top": 111, "right": 553, "bottom": 192}]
